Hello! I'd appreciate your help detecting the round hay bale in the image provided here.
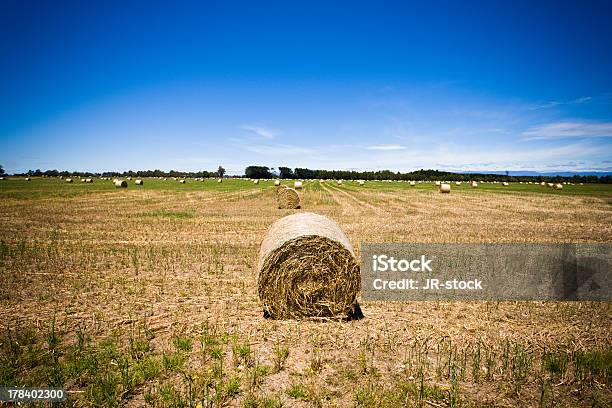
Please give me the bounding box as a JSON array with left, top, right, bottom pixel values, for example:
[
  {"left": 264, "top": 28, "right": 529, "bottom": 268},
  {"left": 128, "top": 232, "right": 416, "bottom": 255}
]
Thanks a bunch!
[
  {"left": 135, "top": 179, "right": 143, "bottom": 185},
  {"left": 179, "top": 180, "right": 185, "bottom": 184},
  {"left": 294, "top": 181, "right": 303, "bottom": 189},
  {"left": 25, "top": 177, "right": 31, "bottom": 181},
  {"left": 0, "top": 177, "right": 5, "bottom": 180},
  {"left": 85, "top": 178, "right": 93, "bottom": 183},
  {"left": 455, "top": 181, "right": 461, "bottom": 185},
  {"left": 257, "top": 213, "right": 360, "bottom": 319},
  {"left": 358, "top": 180, "right": 365, "bottom": 186},
  {"left": 471, "top": 181, "right": 478, "bottom": 188},
  {"left": 337, "top": 180, "right": 343, "bottom": 185},
  {"left": 554, "top": 183, "right": 563, "bottom": 190},
  {"left": 277, "top": 187, "right": 301, "bottom": 209},
  {"left": 254, "top": 179, "right": 259, "bottom": 184},
  {"left": 114, "top": 179, "right": 128, "bottom": 188},
  {"left": 439, "top": 183, "right": 451, "bottom": 193},
  {"left": 409, "top": 181, "right": 416, "bottom": 186},
  {"left": 274, "top": 180, "right": 281, "bottom": 186},
  {"left": 502, "top": 182, "right": 509, "bottom": 186},
  {"left": 217, "top": 178, "right": 222, "bottom": 183},
  {"left": 65, "top": 178, "right": 73, "bottom": 183},
  {"left": 434, "top": 181, "right": 441, "bottom": 186}
]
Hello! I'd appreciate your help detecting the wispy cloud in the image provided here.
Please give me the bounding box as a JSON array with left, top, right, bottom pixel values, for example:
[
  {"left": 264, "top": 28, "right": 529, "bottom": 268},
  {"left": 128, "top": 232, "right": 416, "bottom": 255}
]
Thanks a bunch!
[
  {"left": 527, "top": 96, "right": 592, "bottom": 110},
  {"left": 239, "top": 125, "right": 279, "bottom": 139},
  {"left": 366, "top": 144, "right": 406, "bottom": 150},
  {"left": 522, "top": 120, "right": 612, "bottom": 140}
]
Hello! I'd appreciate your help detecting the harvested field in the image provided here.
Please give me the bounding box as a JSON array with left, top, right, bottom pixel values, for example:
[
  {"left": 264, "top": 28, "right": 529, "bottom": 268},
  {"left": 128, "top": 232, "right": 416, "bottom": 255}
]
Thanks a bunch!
[{"left": 0, "top": 177, "right": 611, "bottom": 407}]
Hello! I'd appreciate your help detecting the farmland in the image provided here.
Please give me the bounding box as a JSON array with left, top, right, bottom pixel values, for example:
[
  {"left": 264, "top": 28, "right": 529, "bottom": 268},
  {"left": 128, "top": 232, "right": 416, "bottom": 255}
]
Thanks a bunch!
[{"left": 0, "top": 177, "right": 611, "bottom": 407}]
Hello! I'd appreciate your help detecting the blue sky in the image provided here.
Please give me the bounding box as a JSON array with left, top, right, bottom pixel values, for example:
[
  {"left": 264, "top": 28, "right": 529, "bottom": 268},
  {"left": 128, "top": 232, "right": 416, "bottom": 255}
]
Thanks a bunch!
[{"left": 1, "top": 0, "right": 611, "bottom": 174}]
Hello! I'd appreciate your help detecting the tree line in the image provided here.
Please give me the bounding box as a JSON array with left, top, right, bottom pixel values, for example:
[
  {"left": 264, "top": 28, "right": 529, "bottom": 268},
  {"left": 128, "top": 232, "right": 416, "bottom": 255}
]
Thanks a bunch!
[
  {"left": 3, "top": 164, "right": 611, "bottom": 183},
  {"left": 244, "top": 166, "right": 612, "bottom": 184},
  {"left": 7, "top": 166, "right": 227, "bottom": 178}
]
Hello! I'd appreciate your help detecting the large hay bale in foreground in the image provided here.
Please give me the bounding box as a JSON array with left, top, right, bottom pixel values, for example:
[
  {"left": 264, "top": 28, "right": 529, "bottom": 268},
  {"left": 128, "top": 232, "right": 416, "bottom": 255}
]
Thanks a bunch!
[
  {"left": 114, "top": 179, "right": 128, "bottom": 188},
  {"left": 257, "top": 213, "right": 360, "bottom": 319},
  {"left": 439, "top": 183, "right": 451, "bottom": 193},
  {"left": 277, "top": 187, "right": 301, "bottom": 209}
]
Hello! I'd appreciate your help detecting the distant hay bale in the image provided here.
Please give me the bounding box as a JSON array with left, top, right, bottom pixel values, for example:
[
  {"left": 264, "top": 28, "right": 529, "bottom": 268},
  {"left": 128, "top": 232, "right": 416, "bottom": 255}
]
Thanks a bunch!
[
  {"left": 254, "top": 179, "right": 260, "bottom": 184},
  {"left": 434, "top": 181, "right": 441, "bottom": 186},
  {"left": 337, "top": 180, "right": 343, "bottom": 185},
  {"left": 114, "top": 179, "right": 127, "bottom": 188},
  {"left": 547, "top": 182, "right": 554, "bottom": 188},
  {"left": 471, "top": 181, "right": 478, "bottom": 188},
  {"left": 135, "top": 179, "right": 143, "bottom": 185},
  {"left": 439, "top": 183, "right": 451, "bottom": 193},
  {"left": 257, "top": 213, "right": 360, "bottom": 319},
  {"left": 66, "top": 178, "right": 73, "bottom": 183},
  {"left": 274, "top": 180, "right": 281, "bottom": 186},
  {"left": 85, "top": 178, "right": 93, "bottom": 183},
  {"left": 294, "top": 181, "right": 303, "bottom": 189},
  {"left": 409, "top": 181, "right": 416, "bottom": 186},
  {"left": 25, "top": 177, "right": 31, "bottom": 181},
  {"left": 502, "top": 182, "right": 509, "bottom": 186},
  {"left": 455, "top": 181, "right": 461, "bottom": 185},
  {"left": 179, "top": 180, "right": 186, "bottom": 184},
  {"left": 277, "top": 187, "right": 301, "bottom": 209},
  {"left": 554, "top": 183, "right": 563, "bottom": 190},
  {"left": 217, "top": 178, "right": 223, "bottom": 183},
  {"left": 358, "top": 180, "right": 365, "bottom": 186},
  {"left": 0, "top": 177, "right": 5, "bottom": 180},
  {"left": 81, "top": 179, "right": 86, "bottom": 182}
]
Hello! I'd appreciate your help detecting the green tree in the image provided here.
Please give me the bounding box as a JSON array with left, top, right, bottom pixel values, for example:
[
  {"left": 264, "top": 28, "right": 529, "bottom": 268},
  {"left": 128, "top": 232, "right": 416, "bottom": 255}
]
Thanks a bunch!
[
  {"left": 217, "top": 166, "right": 226, "bottom": 178},
  {"left": 278, "top": 166, "right": 294, "bottom": 179},
  {"left": 245, "top": 166, "right": 272, "bottom": 179}
]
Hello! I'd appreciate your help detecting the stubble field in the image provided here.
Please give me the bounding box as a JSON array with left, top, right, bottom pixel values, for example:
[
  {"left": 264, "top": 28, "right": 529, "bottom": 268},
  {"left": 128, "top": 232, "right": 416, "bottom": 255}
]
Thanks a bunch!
[{"left": 0, "top": 178, "right": 610, "bottom": 407}]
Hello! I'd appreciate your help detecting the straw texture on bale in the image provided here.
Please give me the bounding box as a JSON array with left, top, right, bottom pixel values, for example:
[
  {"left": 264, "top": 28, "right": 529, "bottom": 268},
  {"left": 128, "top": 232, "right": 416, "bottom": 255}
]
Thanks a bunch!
[
  {"left": 114, "top": 179, "right": 128, "bottom": 188},
  {"left": 257, "top": 213, "right": 360, "bottom": 319},
  {"left": 439, "top": 183, "right": 451, "bottom": 193},
  {"left": 276, "top": 187, "right": 300, "bottom": 209}
]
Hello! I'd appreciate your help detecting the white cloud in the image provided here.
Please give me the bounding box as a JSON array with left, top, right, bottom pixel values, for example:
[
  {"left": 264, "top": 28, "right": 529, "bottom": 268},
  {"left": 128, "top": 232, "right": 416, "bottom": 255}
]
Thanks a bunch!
[
  {"left": 528, "top": 96, "right": 592, "bottom": 110},
  {"left": 239, "top": 125, "right": 279, "bottom": 139},
  {"left": 366, "top": 144, "right": 406, "bottom": 151},
  {"left": 522, "top": 121, "right": 612, "bottom": 140}
]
